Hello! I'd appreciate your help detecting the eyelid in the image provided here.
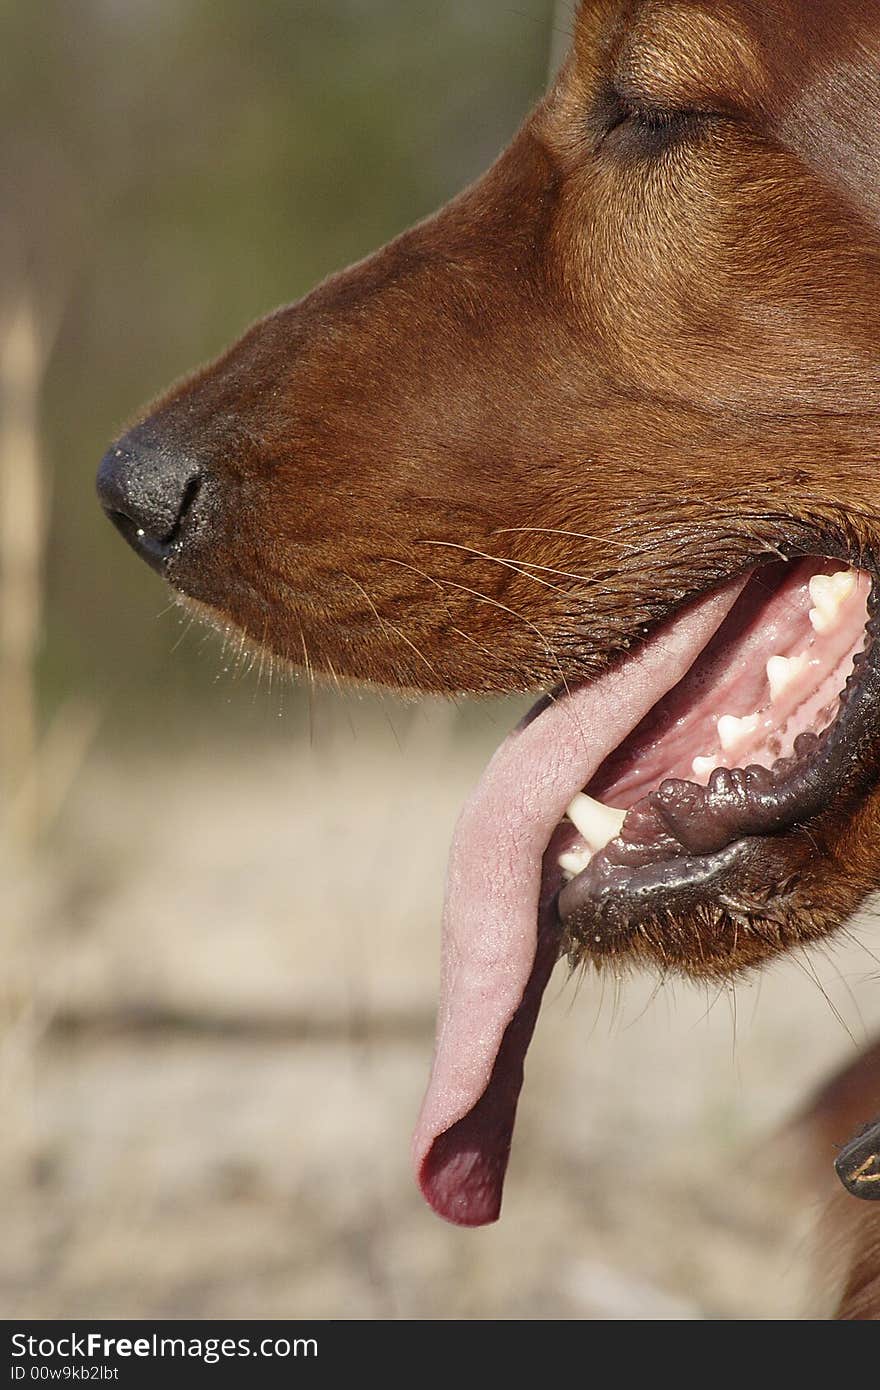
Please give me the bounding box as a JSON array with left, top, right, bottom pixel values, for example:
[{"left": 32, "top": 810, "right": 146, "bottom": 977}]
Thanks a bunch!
[
  {"left": 601, "top": 94, "right": 719, "bottom": 146},
  {"left": 614, "top": 68, "right": 737, "bottom": 122},
  {"left": 616, "top": 89, "right": 716, "bottom": 121}
]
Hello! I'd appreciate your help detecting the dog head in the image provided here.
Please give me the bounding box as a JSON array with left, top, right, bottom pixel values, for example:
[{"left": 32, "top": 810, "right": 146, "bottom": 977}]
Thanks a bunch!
[{"left": 97, "top": 0, "right": 880, "bottom": 1224}]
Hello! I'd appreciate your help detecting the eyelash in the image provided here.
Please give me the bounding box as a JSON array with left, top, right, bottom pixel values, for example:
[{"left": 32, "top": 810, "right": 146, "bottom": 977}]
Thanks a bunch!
[
  {"left": 630, "top": 105, "right": 687, "bottom": 132},
  {"left": 604, "top": 99, "right": 707, "bottom": 148}
]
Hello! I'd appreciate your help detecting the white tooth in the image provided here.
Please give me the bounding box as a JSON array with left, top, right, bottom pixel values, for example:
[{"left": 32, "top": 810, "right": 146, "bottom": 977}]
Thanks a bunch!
[
  {"left": 832, "top": 569, "right": 857, "bottom": 596},
  {"left": 717, "top": 713, "right": 760, "bottom": 752},
  {"left": 559, "top": 848, "right": 592, "bottom": 882},
  {"left": 808, "top": 574, "right": 833, "bottom": 604},
  {"left": 691, "top": 756, "right": 718, "bottom": 780},
  {"left": 766, "top": 653, "right": 808, "bottom": 702},
  {"left": 809, "top": 570, "right": 857, "bottom": 634},
  {"left": 566, "top": 793, "right": 626, "bottom": 854}
]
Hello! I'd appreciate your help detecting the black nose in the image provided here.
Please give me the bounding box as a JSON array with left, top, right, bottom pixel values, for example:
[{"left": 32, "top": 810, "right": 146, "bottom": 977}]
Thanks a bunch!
[{"left": 96, "top": 429, "right": 203, "bottom": 574}]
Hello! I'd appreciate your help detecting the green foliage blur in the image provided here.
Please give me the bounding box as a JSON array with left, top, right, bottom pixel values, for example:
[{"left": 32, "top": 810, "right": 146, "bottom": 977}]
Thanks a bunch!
[{"left": 1, "top": 0, "right": 557, "bottom": 730}]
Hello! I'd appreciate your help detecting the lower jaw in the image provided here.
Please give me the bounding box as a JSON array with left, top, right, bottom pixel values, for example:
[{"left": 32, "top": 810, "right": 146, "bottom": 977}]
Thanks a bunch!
[
  {"left": 559, "top": 833, "right": 828, "bottom": 978},
  {"left": 556, "top": 558, "right": 880, "bottom": 976}
]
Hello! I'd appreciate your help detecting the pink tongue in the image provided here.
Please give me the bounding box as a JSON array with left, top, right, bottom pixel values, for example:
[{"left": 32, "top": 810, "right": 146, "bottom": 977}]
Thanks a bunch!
[{"left": 412, "top": 576, "right": 749, "bottom": 1225}]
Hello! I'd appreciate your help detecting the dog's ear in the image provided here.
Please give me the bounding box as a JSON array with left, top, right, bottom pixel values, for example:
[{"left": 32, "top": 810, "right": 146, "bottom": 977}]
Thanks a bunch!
[{"left": 771, "top": 1, "right": 880, "bottom": 232}]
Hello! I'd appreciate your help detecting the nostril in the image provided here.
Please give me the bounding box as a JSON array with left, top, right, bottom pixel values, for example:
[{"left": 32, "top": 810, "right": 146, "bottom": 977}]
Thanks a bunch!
[
  {"left": 172, "top": 473, "right": 202, "bottom": 543},
  {"left": 96, "top": 432, "right": 205, "bottom": 575}
]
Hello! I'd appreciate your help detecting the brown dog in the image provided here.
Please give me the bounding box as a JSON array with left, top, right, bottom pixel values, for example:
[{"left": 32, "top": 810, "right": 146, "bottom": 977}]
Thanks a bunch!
[{"left": 97, "top": 0, "right": 880, "bottom": 1314}]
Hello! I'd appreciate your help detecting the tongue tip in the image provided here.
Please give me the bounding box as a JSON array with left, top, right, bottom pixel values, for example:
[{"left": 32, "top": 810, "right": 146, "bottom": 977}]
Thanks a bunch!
[
  {"left": 412, "top": 890, "right": 565, "bottom": 1231},
  {"left": 416, "top": 1138, "right": 506, "bottom": 1228}
]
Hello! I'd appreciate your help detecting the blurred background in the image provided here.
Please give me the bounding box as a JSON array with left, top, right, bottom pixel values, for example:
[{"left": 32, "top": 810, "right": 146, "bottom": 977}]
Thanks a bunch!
[{"left": 1, "top": 0, "right": 879, "bottom": 1319}]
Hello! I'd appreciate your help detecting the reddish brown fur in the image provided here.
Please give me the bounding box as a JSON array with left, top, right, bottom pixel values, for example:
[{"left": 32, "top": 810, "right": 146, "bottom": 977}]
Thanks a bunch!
[
  {"left": 119, "top": 1, "right": 880, "bottom": 1314},
  {"left": 835, "top": 1206, "right": 880, "bottom": 1320}
]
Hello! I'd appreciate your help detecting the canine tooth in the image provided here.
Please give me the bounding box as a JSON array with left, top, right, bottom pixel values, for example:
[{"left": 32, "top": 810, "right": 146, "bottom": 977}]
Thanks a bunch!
[
  {"left": 566, "top": 794, "right": 626, "bottom": 853},
  {"left": 691, "top": 756, "right": 717, "bottom": 780},
  {"left": 766, "top": 653, "right": 808, "bottom": 702},
  {"left": 809, "top": 570, "right": 857, "bottom": 634},
  {"left": 559, "top": 848, "right": 592, "bottom": 882},
  {"left": 717, "top": 713, "right": 759, "bottom": 752}
]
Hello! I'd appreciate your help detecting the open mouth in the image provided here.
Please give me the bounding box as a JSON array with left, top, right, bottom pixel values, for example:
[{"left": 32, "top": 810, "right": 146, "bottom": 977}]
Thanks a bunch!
[
  {"left": 413, "top": 552, "right": 879, "bottom": 1228},
  {"left": 558, "top": 558, "right": 872, "bottom": 947}
]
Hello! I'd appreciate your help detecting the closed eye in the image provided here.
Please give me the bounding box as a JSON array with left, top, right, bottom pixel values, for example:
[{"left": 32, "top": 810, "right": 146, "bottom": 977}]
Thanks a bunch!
[{"left": 602, "top": 97, "right": 715, "bottom": 155}]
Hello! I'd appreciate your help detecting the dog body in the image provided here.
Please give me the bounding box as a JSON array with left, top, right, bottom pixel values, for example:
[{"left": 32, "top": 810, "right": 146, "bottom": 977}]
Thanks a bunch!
[{"left": 97, "top": 1, "right": 880, "bottom": 1316}]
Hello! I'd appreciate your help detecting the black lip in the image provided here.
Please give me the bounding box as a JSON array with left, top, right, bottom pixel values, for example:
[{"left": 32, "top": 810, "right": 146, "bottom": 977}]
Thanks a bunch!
[
  {"left": 559, "top": 564, "right": 880, "bottom": 946},
  {"left": 835, "top": 1119, "right": 880, "bottom": 1201}
]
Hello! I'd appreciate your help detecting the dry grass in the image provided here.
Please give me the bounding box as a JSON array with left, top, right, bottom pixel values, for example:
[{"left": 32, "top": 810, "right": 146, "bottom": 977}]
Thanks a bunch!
[{"left": 0, "top": 290, "right": 45, "bottom": 845}]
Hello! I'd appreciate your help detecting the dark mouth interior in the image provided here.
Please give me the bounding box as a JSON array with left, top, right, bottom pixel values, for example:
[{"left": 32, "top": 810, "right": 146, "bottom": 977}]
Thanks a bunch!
[{"left": 557, "top": 556, "right": 876, "bottom": 925}]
